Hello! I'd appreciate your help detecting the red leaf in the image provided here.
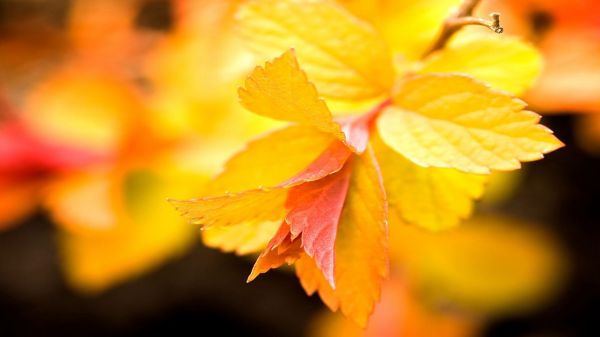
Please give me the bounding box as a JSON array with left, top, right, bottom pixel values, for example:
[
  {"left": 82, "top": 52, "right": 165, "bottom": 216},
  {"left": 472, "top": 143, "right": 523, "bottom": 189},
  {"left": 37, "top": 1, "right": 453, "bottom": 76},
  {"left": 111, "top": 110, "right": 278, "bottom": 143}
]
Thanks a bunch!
[{"left": 285, "top": 162, "right": 353, "bottom": 287}]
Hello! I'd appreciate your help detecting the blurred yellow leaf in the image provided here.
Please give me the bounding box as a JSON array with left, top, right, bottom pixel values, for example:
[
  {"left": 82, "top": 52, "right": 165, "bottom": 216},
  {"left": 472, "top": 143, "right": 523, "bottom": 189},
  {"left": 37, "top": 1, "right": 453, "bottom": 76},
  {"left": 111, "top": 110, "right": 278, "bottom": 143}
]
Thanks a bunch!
[
  {"left": 339, "top": 0, "right": 462, "bottom": 60},
  {"left": 389, "top": 215, "right": 566, "bottom": 315},
  {"left": 45, "top": 171, "right": 123, "bottom": 235},
  {"left": 23, "top": 68, "right": 141, "bottom": 154},
  {"left": 480, "top": 171, "right": 522, "bottom": 205},
  {"left": 144, "top": 0, "right": 275, "bottom": 140},
  {"left": 377, "top": 74, "right": 563, "bottom": 174},
  {"left": 373, "top": 135, "right": 486, "bottom": 231},
  {"left": 58, "top": 169, "right": 195, "bottom": 293},
  {"left": 419, "top": 34, "right": 542, "bottom": 95},
  {"left": 237, "top": 0, "right": 394, "bottom": 100},
  {"left": 311, "top": 277, "right": 482, "bottom": 337},
  {"left": 239, "top": 50, "right": 345, "bottom": 141}
]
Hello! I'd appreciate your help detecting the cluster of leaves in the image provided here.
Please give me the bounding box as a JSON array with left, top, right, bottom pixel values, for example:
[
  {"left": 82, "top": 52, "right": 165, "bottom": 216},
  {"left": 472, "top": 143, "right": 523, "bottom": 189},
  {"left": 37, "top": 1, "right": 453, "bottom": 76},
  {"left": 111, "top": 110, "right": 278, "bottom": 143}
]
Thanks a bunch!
[{"left": 172, "top": 0, "right": 563, "bottom": 326}]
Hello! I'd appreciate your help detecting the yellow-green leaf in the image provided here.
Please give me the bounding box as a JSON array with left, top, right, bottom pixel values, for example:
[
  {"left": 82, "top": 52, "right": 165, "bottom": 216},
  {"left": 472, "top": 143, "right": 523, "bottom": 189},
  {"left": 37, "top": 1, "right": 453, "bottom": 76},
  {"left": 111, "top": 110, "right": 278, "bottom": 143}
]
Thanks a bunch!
[
  {"left": 239, "top": 50, "right": 345, "bottom": 141},
  {"left": 237, "top": 0, "right": 394, "bottom": 100},
  {"left": 373, "top": 135, "right": 486, "bottom": 231},
  {"left": 377, "top": 74, "right": 563, "bottom": 174},
  {"left": 419, "top": 34, "right": 543, "bottom": 95}
]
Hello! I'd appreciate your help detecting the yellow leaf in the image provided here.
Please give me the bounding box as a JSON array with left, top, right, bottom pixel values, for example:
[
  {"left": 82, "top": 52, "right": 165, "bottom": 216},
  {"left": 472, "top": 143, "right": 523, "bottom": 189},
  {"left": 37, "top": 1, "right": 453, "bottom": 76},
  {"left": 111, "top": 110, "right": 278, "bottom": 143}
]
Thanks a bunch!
[
  {"left": 239, "top": 50, "right": 345, "bottom": 141},
  {"left": 202, "top": 220, "right": 281, "bottom": 255},
  {"left": 373, "top": 135, "right": 486, "bottom": 231},
  {"left": 207, "top": 125, "right": 335, "bottom": 194},
  {"left": 419, "top": 34, "right": 543, "bottom": 95},
  {"left": 377, "top": 74, "right": 563, "bottom": 174},
  {"left": 237, "top": 0, "right": 394, "bottom": 100},
  {"left": 334, "top": 147, "right": 388, "bottom": 327},
  {"left": 170, "top": 188, "right": 287, "bottom": 228}
]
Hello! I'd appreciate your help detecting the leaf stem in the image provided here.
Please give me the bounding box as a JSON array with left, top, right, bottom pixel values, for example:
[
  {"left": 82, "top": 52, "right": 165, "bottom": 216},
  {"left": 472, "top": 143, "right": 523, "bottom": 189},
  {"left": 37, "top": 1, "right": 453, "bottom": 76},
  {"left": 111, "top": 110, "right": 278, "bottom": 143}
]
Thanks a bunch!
[{"left": 423, "top": 0, "right": 503, "bottom": 58}]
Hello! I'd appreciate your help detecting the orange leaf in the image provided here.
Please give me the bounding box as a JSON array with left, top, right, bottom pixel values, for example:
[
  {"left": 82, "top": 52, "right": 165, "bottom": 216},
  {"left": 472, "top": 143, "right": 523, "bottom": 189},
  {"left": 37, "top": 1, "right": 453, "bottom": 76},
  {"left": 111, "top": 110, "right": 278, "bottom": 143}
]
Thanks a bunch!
[
  {"left": 247, "top": 222, "right": 304, "bottom": 282},
  {"left": 44, "top": 171, "right": 124, "bottom": 235},
  {"left": 296, "top": 254, "right": 339, "bottom": 311},
  {"left": 333, "top": 147, "right": 389, "bottom": 327}
]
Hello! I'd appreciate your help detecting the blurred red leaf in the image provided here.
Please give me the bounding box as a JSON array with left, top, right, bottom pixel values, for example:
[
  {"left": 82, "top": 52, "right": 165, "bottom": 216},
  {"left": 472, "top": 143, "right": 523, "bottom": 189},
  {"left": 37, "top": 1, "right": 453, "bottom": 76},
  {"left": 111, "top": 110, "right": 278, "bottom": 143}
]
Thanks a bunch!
[{"left": 0, "top": 121, "right": 109, "bottom": 174}]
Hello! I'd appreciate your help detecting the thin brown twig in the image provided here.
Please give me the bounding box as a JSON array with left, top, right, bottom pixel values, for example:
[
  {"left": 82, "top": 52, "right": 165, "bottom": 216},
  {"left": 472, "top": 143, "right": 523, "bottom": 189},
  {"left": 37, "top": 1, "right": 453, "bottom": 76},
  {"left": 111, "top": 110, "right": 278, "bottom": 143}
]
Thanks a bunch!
[{"left": 423, "top": 0, "right": 503, "bottom": 58}]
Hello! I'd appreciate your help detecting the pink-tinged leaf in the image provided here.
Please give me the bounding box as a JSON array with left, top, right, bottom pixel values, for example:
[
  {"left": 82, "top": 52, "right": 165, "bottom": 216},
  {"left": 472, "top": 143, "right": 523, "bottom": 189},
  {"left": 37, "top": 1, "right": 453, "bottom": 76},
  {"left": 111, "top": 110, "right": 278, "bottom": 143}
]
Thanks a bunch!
[
  {"left": 172, "top": 139, "right": 353, "bottom": 229},
  {"left": 285, "top": 163, "right": 353, "bottom": 288},
  {"left": 282, "top": 140, "right": 352, "bottom": 186},
  {"left": 337, "top": 100, "right": 387, "bottom": 153}
]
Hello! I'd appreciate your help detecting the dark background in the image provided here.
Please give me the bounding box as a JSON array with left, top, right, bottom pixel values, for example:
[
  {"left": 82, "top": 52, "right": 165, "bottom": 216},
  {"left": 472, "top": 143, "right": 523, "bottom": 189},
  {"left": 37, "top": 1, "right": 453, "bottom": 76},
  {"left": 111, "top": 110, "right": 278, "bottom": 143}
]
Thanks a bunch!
[{"left": 1, "top": 1, "right": 599, "bottom": 336}]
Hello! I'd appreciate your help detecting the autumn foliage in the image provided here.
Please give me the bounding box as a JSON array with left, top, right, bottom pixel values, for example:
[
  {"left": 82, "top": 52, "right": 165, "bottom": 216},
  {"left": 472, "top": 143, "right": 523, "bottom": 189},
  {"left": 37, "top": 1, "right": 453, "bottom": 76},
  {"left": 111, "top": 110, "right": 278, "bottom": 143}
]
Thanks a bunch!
[
  {"left": 171, "top": 0, "right": 562, "bottom": 326},
  {"left": 4, "top": 0, "right": 596, "bottom": 335}
]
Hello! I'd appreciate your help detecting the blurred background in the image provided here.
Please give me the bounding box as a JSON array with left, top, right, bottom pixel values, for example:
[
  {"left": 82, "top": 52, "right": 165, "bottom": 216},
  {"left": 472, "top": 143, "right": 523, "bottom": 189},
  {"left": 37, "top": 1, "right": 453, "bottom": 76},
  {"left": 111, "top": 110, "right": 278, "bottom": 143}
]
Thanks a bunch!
[{"left": 0, "top": 0, "right": 599, "bottom": 336}]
